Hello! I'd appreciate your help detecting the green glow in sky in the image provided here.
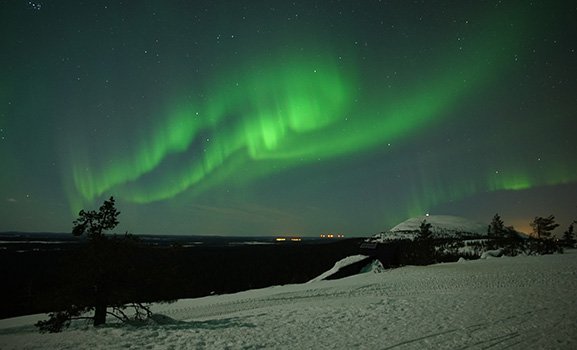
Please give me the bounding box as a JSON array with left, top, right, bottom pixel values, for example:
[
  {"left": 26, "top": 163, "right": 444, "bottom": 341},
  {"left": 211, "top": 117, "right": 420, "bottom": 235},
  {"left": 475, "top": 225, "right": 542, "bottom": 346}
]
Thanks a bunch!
[
  {"left": 71, "top": 53, "right": 355, "bottom": 206},
  {"left": 69, "top": 10, "right": 576, "bottom": 213},
  {"left": 2, "top": 1, "right": 576, "bottom": 235},
  {"left": 73, "top": 45, "right": 474, "bottom": 207}
]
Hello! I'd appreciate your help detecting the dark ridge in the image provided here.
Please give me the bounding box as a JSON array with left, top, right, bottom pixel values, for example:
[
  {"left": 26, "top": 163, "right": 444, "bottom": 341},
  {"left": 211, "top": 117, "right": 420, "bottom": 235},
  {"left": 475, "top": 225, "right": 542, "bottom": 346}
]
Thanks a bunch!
[{"left": 0, "top": 237, "right": 365, "bottom": 319}]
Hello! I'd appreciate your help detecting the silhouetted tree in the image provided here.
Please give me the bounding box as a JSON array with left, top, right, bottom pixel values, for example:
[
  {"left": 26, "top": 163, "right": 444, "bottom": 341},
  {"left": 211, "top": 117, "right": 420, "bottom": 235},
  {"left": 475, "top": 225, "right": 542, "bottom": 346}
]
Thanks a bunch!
[
  {"left": 72, "top": 197, "right": 120, "bottom": 240},
  {"left": 72, "top": 197, "right": 120, "bottom": 326},
  {"left": 36, "top": 197, "right": 152, "bottom": 333},
  {"left": 530, "top": 215, "right": 559, "bottom": 239},
  {"left": 504, "top": 225, "right": 518, "bottom": 239},
  {"left": 560, "top": 222, "right": 576, "bottom": 248},
  {"left": 487, "top": 213, "right": 505, "bottom": 238}
]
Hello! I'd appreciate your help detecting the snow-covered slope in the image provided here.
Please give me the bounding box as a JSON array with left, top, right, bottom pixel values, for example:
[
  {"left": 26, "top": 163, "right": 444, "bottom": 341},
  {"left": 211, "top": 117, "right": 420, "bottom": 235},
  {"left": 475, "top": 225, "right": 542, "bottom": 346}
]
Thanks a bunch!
[
  {"left": 1, "top": 251, "right": 576, "bottom": 349},
  {"left": 372, "top": 215, "right": 488, "bottom": 241},
  {"left": 391, "top": 215, "right": 487, "bottom": 234}
]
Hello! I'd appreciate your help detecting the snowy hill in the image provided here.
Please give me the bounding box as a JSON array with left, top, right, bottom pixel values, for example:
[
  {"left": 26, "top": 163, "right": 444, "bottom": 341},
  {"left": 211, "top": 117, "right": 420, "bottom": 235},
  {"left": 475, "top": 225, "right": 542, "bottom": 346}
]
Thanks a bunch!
[
  {"left": 1, "top": 251, "right": 576, "bottom": 349},
  {"left": 371, "top": 215, "right": 488, "bottom": 241}
]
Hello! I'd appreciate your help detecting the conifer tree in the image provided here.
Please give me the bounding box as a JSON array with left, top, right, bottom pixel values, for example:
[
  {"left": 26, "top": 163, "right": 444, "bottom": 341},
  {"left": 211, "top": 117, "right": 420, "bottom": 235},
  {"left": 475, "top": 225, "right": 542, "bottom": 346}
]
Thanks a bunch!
[
  {"left": 530, "top": 215, "right": 559, "bottom": 239},
  {"left": 561, "top": 222, "right": 576, "bottom": 247},
  {"left": 72, "top": 196, "right": 120, "bottom": 240},
  {"left": 418, "top": 219, "right": 433, "bottom": 240},
  {"left": 36, "top": 197, "right": 152, "bottom": 333},
  {"left": 71, "top": 197, "right": 120, "bottom": 326},
  {"left": 488, "top": 213, "right": 505, "bottom": 238}
]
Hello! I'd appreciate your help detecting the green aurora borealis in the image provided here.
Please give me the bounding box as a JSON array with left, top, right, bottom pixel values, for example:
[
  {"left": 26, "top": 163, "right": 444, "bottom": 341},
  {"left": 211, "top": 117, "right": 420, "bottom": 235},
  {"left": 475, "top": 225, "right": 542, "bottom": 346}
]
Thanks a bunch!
[{"left": 1, "top": 1, "right": 576, "bottom": 235}]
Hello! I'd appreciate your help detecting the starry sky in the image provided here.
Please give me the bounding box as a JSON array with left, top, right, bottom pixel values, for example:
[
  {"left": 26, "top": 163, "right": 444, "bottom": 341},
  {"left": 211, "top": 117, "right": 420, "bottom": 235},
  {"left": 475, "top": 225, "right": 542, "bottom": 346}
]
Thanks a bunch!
[{"left": 1, "top": 0, "right": 576, "bottom": 236}]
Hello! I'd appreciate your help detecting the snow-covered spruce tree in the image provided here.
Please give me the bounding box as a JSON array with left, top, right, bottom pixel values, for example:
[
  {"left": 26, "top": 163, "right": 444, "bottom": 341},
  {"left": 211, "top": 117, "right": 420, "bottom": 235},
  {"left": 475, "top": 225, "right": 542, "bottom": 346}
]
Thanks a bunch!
[
  {"left": 35, "top": 197, "right": 152, "bottom": 333},
  {"left": 405, "top": 219, "right": 436, "bottom": 265},
  {"left": 418, "top": 219, "right": 433, "bottom": 240},
  {"left": 530, "top": 215, "right": 559, "bottom": 239}
]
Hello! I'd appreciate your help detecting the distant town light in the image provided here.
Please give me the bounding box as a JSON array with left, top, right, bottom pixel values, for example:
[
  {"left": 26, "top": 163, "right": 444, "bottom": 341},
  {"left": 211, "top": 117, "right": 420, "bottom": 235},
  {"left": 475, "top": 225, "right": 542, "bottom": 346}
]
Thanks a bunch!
[
  {"left": 319, "top": 233, "right": 345, "bottom": 239},
  {"left": 275, "top": 236, "right": 302, "bottom": 242}
]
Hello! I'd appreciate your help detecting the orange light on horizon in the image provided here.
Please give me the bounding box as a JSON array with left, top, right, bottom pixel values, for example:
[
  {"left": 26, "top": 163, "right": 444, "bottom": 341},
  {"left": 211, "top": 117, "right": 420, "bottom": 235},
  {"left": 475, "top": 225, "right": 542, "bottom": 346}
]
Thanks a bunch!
[
  {"left": 276, "top": 236, "right": 302, "bottom": 242},
  {"left": 320, "top": 233, "right": 345, "bottom": 239}
]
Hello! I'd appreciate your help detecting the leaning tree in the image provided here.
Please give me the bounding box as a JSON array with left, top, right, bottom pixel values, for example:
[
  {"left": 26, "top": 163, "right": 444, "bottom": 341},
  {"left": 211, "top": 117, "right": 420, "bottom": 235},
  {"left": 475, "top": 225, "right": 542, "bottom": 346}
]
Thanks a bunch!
[{"left": 36, "top": 197, "right": 152, "bottom": 332}]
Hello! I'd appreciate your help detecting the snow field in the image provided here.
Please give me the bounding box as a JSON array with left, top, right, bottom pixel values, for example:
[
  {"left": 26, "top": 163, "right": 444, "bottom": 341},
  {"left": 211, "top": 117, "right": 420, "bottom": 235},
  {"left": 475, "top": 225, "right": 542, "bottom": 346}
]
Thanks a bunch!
[{"left": 1, "top": 250, "right": 576, "bottom": 349}]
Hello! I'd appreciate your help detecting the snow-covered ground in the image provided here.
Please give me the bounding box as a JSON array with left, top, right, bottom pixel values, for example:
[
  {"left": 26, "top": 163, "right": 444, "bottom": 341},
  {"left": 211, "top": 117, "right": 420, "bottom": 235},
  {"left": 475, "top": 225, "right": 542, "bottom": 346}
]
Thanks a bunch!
[{"left": 1, "top": 251, "right": 576, "bottom": 349}]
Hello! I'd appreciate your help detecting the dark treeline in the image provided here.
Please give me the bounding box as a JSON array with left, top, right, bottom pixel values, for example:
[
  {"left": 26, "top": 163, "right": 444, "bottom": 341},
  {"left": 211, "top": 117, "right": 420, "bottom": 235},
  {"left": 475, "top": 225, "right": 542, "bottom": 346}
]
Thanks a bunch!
[{"left": 0, "top": 238, "right": 364, "bottom": 319}]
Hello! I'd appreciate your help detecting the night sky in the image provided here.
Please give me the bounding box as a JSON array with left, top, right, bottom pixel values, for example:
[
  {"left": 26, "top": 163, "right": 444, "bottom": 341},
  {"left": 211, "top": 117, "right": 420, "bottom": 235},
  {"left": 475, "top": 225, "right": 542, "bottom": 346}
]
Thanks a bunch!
[{"left": 1, "top": 1, "right": 576, "bottom": 236}]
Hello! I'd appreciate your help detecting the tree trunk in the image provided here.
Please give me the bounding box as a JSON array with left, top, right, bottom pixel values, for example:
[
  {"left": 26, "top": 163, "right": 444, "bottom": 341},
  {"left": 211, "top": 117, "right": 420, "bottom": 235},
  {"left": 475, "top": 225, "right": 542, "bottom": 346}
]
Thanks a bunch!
[
  {"left": 94, "top": 303, "right": 106, "bottom": 326},
  {"left": 93, "top": 281, "right": 107, "bottom": 326}
]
